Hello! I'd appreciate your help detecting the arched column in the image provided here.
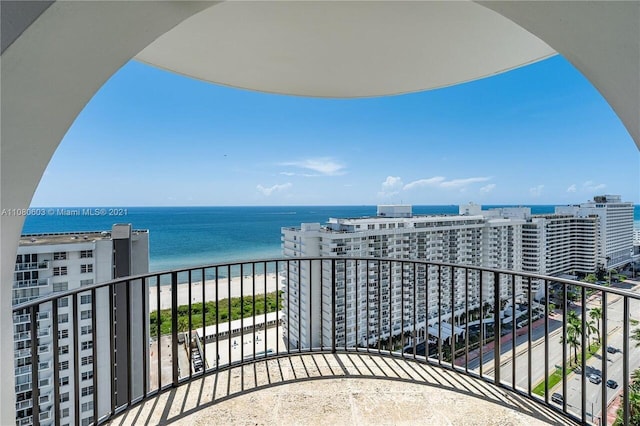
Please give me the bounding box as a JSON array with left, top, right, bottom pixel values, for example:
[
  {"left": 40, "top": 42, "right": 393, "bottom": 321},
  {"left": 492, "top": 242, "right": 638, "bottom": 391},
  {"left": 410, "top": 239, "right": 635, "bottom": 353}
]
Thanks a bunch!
[{"left": 0, "top": 2, "right": 216, "bottom": 422}]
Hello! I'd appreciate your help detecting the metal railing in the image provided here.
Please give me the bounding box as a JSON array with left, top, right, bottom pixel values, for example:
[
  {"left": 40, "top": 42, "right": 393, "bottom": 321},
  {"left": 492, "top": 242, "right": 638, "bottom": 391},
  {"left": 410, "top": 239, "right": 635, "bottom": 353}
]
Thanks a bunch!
[{"left": 11, "top": 257, "right": 640, "bottom": 426}]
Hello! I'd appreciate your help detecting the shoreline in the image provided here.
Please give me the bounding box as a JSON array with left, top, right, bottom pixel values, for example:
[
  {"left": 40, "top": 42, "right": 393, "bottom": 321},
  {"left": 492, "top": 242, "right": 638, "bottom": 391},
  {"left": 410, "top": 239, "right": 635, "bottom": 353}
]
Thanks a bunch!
[{"left": 149, "top": 273, "right": 279, "bottom": 311}]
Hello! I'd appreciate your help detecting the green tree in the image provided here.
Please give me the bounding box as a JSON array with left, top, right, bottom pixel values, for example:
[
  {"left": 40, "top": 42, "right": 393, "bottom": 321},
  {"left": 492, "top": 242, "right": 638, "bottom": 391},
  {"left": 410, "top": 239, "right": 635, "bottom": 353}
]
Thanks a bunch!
[
  {"left": 589, "top": 307, "right": 602, "bottom": 342},
  {"left": 585, "top": 320, "right": 598, "bottom": 349},
  {"left": 560, "top": 314, "right": 581, "bottom": 365}
]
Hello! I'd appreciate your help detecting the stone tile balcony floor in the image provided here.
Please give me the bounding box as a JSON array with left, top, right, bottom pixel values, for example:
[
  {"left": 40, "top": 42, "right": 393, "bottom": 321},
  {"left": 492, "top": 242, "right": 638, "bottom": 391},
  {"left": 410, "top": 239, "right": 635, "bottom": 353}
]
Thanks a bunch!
[{"left": 109, "top": 352, "right": 576, "bottom": 425}]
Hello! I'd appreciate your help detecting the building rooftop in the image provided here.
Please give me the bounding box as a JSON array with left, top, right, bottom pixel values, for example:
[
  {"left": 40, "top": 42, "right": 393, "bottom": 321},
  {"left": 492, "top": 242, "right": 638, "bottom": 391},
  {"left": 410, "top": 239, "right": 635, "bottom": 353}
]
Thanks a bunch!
[{"left": 19, "top": 229, "right": 149, "bottom": 246}]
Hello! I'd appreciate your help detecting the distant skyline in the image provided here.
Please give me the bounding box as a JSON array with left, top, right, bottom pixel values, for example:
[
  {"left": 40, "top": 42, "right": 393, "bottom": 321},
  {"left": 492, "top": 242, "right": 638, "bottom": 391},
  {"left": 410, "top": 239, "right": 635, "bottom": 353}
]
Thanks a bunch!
[{"left": 31, "top": 55, "right": 638, "bottom": 207}]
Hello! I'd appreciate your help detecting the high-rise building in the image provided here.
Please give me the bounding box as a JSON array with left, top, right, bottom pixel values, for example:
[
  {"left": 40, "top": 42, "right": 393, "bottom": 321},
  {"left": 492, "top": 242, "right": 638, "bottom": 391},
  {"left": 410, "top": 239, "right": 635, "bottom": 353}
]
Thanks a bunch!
[
  {"left": 555, "top": 194, "right": 635, "bottom": 268},
  {"left": 281, "top": 196, "right": 633, "bottom": 350},
  {"left": 12, "top": 225, "right": 149, "bottom": 426},
  {"left": 281, "top": 205, "right": 525, "bottom": 349}
]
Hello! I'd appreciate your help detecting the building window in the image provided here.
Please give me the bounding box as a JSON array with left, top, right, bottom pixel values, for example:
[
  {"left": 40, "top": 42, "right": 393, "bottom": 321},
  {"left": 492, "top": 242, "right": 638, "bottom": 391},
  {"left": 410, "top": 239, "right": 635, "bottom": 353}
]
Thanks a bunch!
[
  {"left": 58, "top": 360, "right": 69, "bottom": 371},
  {"left": 59, "top": 376, "right": 69, "bottom": 387},
  {"left": 81, "top": 401, "right": 94, "bottom": 412},
  {"left": 81, "top": 385, "right": 94, "bottom": 396},
  {"left": 58, "top": 297, "right": 69, "bottom": 308},
  {"left": 60, "top": 392, "right": 69, "bottom": 403},
  {"left": 53, "top": 252, "right": 67, "bottom": 260},
  {"left": 81, "top": 371, "right": 93, "bottom": 381},
  {"left": 53, "top": 282, "right": 68, "bottom": 292},
  {"left": 39, "top": 378, "right": 50, "bottom": 387},
  {"left": 80, "top": 279, "right": 94, "bottom": 286},
  {"left": 80, "top": 264, "right": 93, "bottom": 274},
  {"left": 53, "top": 266, "right": 67, "bottom": 276},
  {"left": 81, "top": 355, "right": 93, "bottom": 366},
  {"left": 80, "top": 310, "right": 92, "bottom": 320},
  {"left": 59, "top": 345, "right": 69, "bottom": 355},
  {"left": 81, "top": 341, "right": 93, "bottom": 351},
  {"left": 81, "top": 325, "right": 92, "bottom": 335},
  {"left": 81, "top": 417, "right": 93, "bottom": 426},
  {"left": 61, "top": 407, "right": 70, "bottom": 418},
  {"left": 80, "top": 294, "right": 92, "bottom": 305},
  {"left": 58, "top": 329, "right": 69, "bottom": 339},
  {"left": 80, "top": 250, "right": 93, "bottom": 259},
  {"left": 58, "top": 313, "right": 69, "bottom": 324}
]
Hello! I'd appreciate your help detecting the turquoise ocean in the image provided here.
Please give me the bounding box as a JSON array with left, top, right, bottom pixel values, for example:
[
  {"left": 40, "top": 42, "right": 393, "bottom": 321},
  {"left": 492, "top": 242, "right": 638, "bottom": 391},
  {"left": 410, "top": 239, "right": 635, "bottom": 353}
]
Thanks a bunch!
[{"left": 22, "top": 205, "right": 640, "bottom": 273}]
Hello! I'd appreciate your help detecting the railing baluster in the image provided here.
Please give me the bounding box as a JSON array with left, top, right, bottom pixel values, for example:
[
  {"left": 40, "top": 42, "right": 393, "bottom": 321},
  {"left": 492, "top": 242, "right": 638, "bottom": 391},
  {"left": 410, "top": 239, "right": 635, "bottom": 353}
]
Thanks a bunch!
[
  {"left": 562, "top": 283, "right": 568, "bottom": 413},
  {"left": 389, "top": 260, "right": 393, "bottom": 354},
  {"left": 203, "top": 267, "right": 208, "bottom": 372},
  {"left": 464, "top": 267, "right": 469, "bottom": 373},
  {"left": 155, "top": 275, "right": 161, "bottom": 390},
  {"left": 73, "top": 293, "right": 80, "bottom": 426},
  {"left": 264, "top": 262, "right": 268, "bottom": 355},
  {"left": 511, "top": 273, "right": 516, "bottom": 390},
  {"left": 92, "top": 287, "right": 99, "bottom": 424},
  {"left": 366, "top": 260, "right": 370, "bottom": 354},
  {"left": 188, "top": 271, "right": 193, "bottom": 380},
  {"left": 297, "top": 260, "right": 301, "bottom": 353},
  {"left": 438, "top": 265, "right": 442, "bottom": 366},
  {"left": 276, "top": 261, "right": 281, "bottom": 355},
  {"left": 227, "top": 265, "right": 232, "bottom": 363},
  {"left": 623, "top": 296, "right": 630, "bottom": 426},
  {"left": 544, "top": 279, "right": 549, "bottom": 403},
  {"left": 601, "top": 292, "right": 607, "bottom": 425},
  {"left": 355, "top": 259, "right": 358, "bottom": 351},
  {"left": 493, "top": 271, "right": 501, "bottom": 386},
  {"left": 171, "top": 272, "right": 179, "bottom": 385},
  {"left": 30, "top": 305, "right": 40, "bottom": 426},
  {"left": 527, "top": 276, "right": 532, "bottom": 397},
  {"left": 451, "top": 265, "right": 455, "bottom": 369},
  {"left": 400, "top": 261, "right": 405, "bottom": 357},
  {"left": 240, "top": 264, "right": 245, "bottom": 362},
  {"left": 332, "top": 259, "right": 337, "bottom": 353},
  {"left": 413, "top": 263, "right": 416, "bottom": 360},
  {"left": 52, "top": 301, "right": 60, "bottom": 426},
  {"left": 581, "top": 286, "right": 586, "bottom": 424},
  {"left": 377, "top": 260, "right": 381, "bottom": 354},
  {"left": 479, "top": 270, "right": 484, "bottom": 377},
  {"left": 126, "top": 280, "right": 132, "bottom": 403}
]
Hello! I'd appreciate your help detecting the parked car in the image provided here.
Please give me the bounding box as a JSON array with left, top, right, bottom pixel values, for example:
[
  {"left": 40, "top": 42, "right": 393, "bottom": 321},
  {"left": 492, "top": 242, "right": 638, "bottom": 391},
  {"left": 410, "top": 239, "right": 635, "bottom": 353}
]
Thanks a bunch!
[
  {"left": 588, "top": 373, "right": 602, "bottom": 384},
  {"left": 606, "top": 346, "right": 617, "bottom": 354},
  {"left": 551, "top": 393, "right": 563, "bottom": 404},
  {"left": 606, "top": 379, "right": 618, "bottom": 389}
]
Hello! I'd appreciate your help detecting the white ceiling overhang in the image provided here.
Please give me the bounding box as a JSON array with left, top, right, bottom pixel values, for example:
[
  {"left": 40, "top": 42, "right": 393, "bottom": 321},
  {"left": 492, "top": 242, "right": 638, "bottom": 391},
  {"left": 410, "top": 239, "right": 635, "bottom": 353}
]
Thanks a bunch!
[{"left": 136, "top": 1, "right": 556, "bottom": 98}]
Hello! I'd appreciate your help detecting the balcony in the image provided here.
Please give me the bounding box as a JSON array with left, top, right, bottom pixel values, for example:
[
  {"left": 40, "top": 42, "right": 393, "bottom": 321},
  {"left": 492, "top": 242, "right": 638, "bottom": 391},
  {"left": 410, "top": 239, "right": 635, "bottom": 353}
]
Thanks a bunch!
[{"left": 12, "top": 257, "right": 640, "bottom": 425}]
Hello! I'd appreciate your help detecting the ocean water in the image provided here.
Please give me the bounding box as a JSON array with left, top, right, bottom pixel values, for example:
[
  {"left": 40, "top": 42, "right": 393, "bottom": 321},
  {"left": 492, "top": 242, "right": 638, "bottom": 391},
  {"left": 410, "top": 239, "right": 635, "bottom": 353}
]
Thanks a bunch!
[{"left": 22, "top": 205, "right": 640, "bottom": 273}]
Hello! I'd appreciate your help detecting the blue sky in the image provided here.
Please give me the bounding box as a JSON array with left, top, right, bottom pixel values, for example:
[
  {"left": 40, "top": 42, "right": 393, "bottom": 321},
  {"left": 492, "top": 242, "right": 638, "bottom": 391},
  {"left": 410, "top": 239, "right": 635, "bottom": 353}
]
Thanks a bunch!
[{"left": 32, "top": 55, "right": 638, "bottom": 207}]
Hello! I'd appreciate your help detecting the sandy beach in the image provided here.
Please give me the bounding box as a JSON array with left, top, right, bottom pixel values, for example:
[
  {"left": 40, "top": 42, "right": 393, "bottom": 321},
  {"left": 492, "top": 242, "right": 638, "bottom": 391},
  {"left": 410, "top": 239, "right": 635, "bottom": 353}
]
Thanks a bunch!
[{"left": 148, "top": 273, "right": 280, "bottom": 311}]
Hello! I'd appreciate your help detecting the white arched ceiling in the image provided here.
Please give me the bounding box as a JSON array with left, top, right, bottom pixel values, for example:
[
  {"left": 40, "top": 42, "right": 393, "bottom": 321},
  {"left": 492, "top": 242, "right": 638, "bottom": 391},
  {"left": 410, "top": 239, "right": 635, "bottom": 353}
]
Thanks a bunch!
[
  {"left": 135, "top": 1, "right": 556, "bottom": 97},
  {"left": 1, "top": 0, "right": 638, "bottom": 422}
]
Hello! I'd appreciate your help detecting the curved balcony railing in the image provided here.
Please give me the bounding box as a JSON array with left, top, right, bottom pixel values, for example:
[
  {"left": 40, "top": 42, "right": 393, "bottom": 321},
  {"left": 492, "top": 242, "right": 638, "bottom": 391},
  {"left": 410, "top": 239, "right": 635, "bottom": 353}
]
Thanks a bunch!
[{"left": 11, "top": 258, "right": 640, "bottom": 426}]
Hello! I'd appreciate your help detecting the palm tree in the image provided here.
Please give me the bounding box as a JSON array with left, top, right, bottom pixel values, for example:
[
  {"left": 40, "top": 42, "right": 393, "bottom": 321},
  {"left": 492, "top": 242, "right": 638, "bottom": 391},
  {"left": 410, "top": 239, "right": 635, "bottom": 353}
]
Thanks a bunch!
[
  {"left": 589, "top": 307, "right": 602, "bottom": 341},
  {"left": 585, "top": 320, "right": 598, "bottom": 351},
  {"left": 560, "top": 322, "right": 581, "bottom": 365}
]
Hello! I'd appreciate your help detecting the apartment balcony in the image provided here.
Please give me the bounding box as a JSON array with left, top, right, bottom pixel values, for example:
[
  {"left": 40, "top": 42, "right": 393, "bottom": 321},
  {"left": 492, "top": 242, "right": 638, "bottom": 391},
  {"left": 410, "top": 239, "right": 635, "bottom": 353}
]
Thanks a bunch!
[
  {"left": 14, "top": 262, "right": 50, "bottom": 272},
  {"left": 12, "top": 257, "right": 640, "bottom": 426}
]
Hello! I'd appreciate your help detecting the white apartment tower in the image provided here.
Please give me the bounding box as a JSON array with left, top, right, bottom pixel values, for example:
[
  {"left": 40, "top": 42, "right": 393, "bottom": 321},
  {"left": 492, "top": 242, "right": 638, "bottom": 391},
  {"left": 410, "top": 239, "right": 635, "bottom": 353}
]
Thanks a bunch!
[
  {"left": 281, "top": 205, "right": 525, "bottom": 350},
  {"left": 282, "top": 196, "right": 633, "bottom": 350},
  {"left": 13, "top": 225, "right": 149, "bottom": 426},
  {"left": 556, "top": 195, "right": 634, "bottom": 269}
]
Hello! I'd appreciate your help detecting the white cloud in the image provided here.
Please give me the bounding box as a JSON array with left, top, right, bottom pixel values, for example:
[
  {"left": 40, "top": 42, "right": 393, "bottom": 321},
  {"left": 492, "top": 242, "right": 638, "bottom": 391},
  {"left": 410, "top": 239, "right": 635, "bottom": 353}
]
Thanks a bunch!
[
  {"left": 480, "top": 184, "right": 496, "bottom": 193},
  {"left": 529, "top": 184, "right": 544, "bottom": 197},
  {"left": 567, "top": 184, "right": 577, "bottom": 193},
  {"left": 378, "top": 176, "right": 404, "bottom": 197},
  {"left": 280, "top": 158, "right": 346, "bottom": 176},
  {"left": 583, "top": 180, "right": 606, "bottom": 191},
  {"left": 256, "top": 183, "right": 292, "bottom": 196},
  {"left": 403, "top": 176, "right": 446, "bottom": 190},
  {"left": 279, "top": 172, "right": 296, "bottom": 176},
  {"left": 403, "top": 176, "right": 491, "bottom": 191}
]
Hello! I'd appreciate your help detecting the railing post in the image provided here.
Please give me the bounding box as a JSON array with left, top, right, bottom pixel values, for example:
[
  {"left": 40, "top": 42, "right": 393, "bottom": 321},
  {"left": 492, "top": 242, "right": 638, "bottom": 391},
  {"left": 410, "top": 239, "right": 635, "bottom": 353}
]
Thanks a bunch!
[
  {"left": 30, "top": 305, "right": 40, "bottom": 426},
  {"left": 600, "top": 292, "right": 607, "bottom": 424},
  {"left": 332, "top": 259, "right": 336, "bottom": 353},
  {"left": 623, "top": 296, "right": 630, "bottom": 426},
  {"left": 171, "top": 271, "right": 179, "bottom": 385},
  {"left": 493, "top": 271, "right": 501, "bottom": 385}
]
